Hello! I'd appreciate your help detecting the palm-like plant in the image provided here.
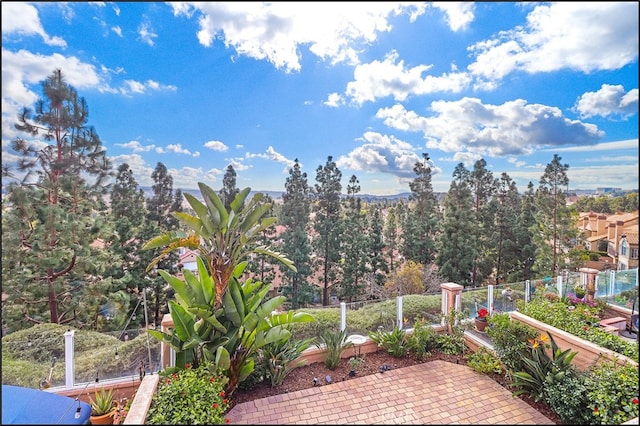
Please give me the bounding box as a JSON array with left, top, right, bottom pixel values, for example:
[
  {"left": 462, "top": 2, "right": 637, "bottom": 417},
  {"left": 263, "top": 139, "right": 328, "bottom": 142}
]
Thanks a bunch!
[
  {"left": 143, "top": 183, "right": 295, "bottom": 307},
  {"left": 143, "top": 184, "right": 314, "bottom": 395}
]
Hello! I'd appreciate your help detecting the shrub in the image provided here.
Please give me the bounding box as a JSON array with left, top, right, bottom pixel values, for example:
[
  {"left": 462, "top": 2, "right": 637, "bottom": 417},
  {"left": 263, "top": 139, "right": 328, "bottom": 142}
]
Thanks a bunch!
[
  {"left": 511, "top": 332, "right": 578, "bottom": 402},
  {"left": 466, "top": 347, "right": 502, "bottom": 375},
  {"left": 146, "top": 362, "right": 230, "bottom": 425},
  {"left": 519, "top": 296, "right": 638, "bottom": 361},
  {"left": 406, "top": 317, "right": 439, "bottom": 360},
  {"left": 544, "top": 368, "right": 590, "bottom": 425},
  {"left": 486, "top": 312, "right": 538, "bottom": 373},
  {"left": 262, "top": 337, "right": 314, "bottom": 386},
  {"left": 368, "top": 326, "right": 408, "bottom": 358},
  {"left": 316, "top": 328, "right": 352, "bottom": 370},
  {"left": 583, "top": 359, "right": 639, "bottom": 425}
]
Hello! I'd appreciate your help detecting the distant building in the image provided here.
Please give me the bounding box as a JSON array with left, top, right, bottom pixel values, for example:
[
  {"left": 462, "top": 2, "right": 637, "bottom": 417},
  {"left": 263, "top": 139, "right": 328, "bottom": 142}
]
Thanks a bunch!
[
  {"left": 576, "top": 211, "right": 639, "bottom": 270},
  {"left": 595, "top": 187, "right": 622, "bottom": 194}
]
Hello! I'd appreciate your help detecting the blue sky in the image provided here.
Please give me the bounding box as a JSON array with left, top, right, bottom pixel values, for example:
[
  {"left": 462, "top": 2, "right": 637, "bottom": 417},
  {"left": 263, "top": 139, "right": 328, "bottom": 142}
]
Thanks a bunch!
[{"left": 2, "top": 2, "right": 638, "bottom": 195}]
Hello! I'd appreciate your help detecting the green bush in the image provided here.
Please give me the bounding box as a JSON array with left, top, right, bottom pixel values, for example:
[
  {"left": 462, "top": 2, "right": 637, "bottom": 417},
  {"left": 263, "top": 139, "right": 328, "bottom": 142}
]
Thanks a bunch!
[
  {"left": 583, "top": 359, "right": 639, "bottom": 425},
  {"left": 146, "top": 362, "right": 230, "bottom": 425},
  {"left": 368, "top": 326, "right": 408, "bottom": 358},
  {"left": 543, "top": 368, "right": 590, "bottom": 425},
  {"left": 289, "top": 308, "right": 340, "bottom": 341},
  {"left": 518, "top": 297, "right": 639, "bottom": 361},
  {"left": 486, "top": 312, "right": 538, "bottom": 373},
  {"left": 466, "top": 347, "right": 502, "bottom": 375},
  {"left": 406, "top": 317, "right": 439, "bottom": 360}
]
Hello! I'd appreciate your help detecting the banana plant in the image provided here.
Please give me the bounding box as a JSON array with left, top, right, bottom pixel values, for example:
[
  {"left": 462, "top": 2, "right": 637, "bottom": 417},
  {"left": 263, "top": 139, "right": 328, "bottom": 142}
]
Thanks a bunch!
[
  {"left": 148, "top": 259, "right": 314, "bottom": 395},
  {"left": 142, "top": 183, "right": 296, "bottom": 307}
]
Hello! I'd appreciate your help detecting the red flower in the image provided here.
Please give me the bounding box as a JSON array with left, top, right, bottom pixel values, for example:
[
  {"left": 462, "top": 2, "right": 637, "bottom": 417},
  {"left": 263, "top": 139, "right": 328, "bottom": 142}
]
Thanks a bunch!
[
  {"left": 593, "top": 407, "right": 598, "bottom": 413},
  {"left": 220, "top": 390, "right": 226, "bottom": 397},
  {"left": 225, "top": 419, "right": 231, "bottom": 424},
  {"left": 633, "top": 398, "right": 639, "bottom": 405},
  {"left": 223, "top": 399, "right": 228, "bottom": 404},
  {"left": 167, "top": 379, "right": 171, "bottom": 384},
  {"left": 210, "top": 377, "right": 216, "bottom": 383},
  {"left": 213, "top": 403, "right": 218, "bottom": 409},
  {"left": 185, "top": 363, "right": 191, "bottom": 369},
  {"left": 477, "top": 308, "right": 489, "bottom": 320},
  {"left": 172, "top": 373, "right": 177, "bottom": 379}
]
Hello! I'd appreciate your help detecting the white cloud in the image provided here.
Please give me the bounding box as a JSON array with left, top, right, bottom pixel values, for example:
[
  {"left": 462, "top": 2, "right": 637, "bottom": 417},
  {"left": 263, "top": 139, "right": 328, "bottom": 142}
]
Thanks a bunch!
[
  {"left": 116, "top": 140, "right": 157, "bottom": 152},
  {"left": 377, "top": 98, "right": 604, "bottom": 157},
  {"left": 467, "top": 3, "right": 639, "bottom": 85},
  {"left": 336, "top": 131, "right": 426, "bottom": 179},
  {"left": 137, "top": 20, "right": 158, "bottom": 47},
  {"left": 169, "top": 2, "right": 428, "bottom": 73},
  {"left": 345, "top": 51, "right": 471, "bottom": 105},
  {"left": 431, "top": 2, "right": 475, "bottom": 32},
  {"left": 574, "top": 84, "right": 639, "bottom": 119},
  {"left": 204, "top": 140, "right": 229, "bottom": 152},
  {"left": 1, "top": 3, "right": 67, "bottom": 47}
]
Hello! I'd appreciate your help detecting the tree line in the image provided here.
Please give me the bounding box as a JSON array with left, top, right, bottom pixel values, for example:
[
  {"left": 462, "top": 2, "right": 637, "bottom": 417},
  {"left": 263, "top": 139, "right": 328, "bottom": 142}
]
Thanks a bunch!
[{"left": 2, "top": 69, "right": 637, "bottom": 336}]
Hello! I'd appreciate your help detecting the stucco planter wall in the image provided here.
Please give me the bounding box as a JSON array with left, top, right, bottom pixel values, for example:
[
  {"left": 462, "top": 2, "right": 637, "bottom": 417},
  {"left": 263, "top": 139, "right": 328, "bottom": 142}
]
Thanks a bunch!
[{"left": 509, "top": 311, "right": 638, "bottom": 372}]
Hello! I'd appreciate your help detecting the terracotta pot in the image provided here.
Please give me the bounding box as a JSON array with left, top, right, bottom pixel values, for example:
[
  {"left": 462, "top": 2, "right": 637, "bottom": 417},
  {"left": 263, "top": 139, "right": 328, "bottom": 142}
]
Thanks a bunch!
[
  {"left": 90, "top": 411, "right": 115, "bottom": 425},
  {"left": 475, "top": 318, "right": 488, "bottom": 332}
]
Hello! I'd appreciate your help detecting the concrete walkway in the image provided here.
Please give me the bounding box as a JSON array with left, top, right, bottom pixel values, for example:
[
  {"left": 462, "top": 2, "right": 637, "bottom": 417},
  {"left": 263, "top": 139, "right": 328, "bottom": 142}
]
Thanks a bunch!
[{"left": 226, "top": 360, "right": 555, "bottom": 424}]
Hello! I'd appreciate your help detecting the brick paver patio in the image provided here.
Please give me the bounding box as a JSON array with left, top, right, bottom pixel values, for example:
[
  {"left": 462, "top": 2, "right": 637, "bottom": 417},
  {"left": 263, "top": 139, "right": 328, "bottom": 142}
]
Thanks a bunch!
[{"left": 226, "top": 360, "right": 555, "bottom": 424}]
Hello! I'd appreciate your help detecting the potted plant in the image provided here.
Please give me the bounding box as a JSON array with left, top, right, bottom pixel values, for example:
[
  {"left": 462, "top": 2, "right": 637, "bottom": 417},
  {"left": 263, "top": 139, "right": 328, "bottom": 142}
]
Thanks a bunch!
[
  {"left": 574, "top": 285, "right": 586, "bottom": 299},
  {"left": 89, "top": 388, "right": 117, "bottom": 425},
  {"left": 475, "top": 308, "right": 489, "bottom": 332}
]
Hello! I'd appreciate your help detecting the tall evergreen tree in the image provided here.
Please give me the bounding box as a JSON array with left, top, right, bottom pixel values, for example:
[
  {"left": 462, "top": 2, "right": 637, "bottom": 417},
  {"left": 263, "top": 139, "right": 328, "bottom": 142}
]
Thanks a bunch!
[
  {"left": 279, "top": 159, "right": 315, "bottom": 308},
  {"left": 466, "top": 159, "right": 499, "bottom": 286},
  {"left": 491, "top": 172, "right": 522, "bottom": 284},
  {"left": 145, "top": 162, "right": 181, "bottom": 325},
  {"left": 245, "top": 193, "right": 279, "bottom": 286},
  {"left": 312, "top": 155, "right": 343, "bottom": 306},
  {"left": 220, "top": 164, "right": 240, "bottom": 211},
  {"left": 368, "top": 204, "right": 389, "bottom": 298},
  {"left": 514, "top": 182, "right": 537, "bottom": 282},
  {"left": 1, "top": 69, "right": 113, "bottom": 330},
  {"left": 108, "top": 163, "right": 149, "bottom": 326},
  {"left": 339, "top": 175, "right": 369, "bottom": 302},
  {"left": 401, "top": 153, "right": 440, "bottom": 265},
  {"left": 383, "top": 205, "right": 400, "bottom": 272},
  {"left": 534, "top": 154, "right": 575, "bottom": 277},
  {"left": 436, "top": 163, "right": 476, "bottom": 286}
]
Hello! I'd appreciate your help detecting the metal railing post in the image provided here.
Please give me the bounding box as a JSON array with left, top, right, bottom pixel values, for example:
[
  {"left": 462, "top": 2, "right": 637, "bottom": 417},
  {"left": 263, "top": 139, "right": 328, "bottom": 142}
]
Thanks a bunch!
[{"left": 63, "top": 329, "right": 75, "bottom": 389}]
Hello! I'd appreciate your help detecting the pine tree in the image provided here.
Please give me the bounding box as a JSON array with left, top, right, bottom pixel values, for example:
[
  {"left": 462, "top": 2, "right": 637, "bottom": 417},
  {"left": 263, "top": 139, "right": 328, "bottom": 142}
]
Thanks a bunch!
[
  {"left": 368, "top": 204, "right": 389, "bottom": 298},
  {"left": 2, "top": 69, "right": 113, "bottom": 330},
  {"left": 436, "top": 163, "right": 476, "bottom": 286},
  {"left": 145, "top": 162, "right": 181, "bottom": 325},
  {"left": 534, "top": 155, "right": 574, "bottom": 277},
  {"left": 491, "top": 173, "right": 522, "bottom": 284},
  {"left": 514, "top": 182, "right": 537, "bottom": 282},
  {"left": 220, "top": 164, "right": 240, "bottom": 211},
  {"left": 312, "top": 155, "right": 343, "bottom": 306},
  {"left": 467, "top": 159, "right": 499, "bottom": 286},
  {"left": 401, "top": 153, "right": 440, "bottom": 265},
  {"left": 339, "top": 175, "right": 369, "bottom": 302},
  {"left": 279, "top": 159, "right": 315, "bottom": 308}
]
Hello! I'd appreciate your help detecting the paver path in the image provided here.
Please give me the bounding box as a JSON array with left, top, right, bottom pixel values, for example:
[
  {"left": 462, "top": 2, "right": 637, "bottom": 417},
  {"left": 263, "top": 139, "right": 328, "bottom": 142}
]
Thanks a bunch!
[{"left": 226, "top": 360, "right": 555, "bottom": 424}]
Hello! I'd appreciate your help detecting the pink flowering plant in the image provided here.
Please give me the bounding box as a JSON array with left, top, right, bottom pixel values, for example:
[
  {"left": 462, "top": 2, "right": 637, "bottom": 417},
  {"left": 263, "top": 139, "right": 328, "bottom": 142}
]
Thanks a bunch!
[{"left": 147, "top": 362, "right": 231, "bottom": 425}]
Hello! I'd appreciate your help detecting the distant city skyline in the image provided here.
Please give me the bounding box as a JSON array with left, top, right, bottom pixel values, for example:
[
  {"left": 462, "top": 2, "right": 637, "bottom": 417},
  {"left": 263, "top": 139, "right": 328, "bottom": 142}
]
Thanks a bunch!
[{"left": 2, "top": 2, "right": 638, "bottom": 195}]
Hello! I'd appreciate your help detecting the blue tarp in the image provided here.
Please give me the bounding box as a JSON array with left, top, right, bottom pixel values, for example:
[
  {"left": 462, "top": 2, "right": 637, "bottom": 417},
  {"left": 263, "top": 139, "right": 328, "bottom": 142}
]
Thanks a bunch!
[{"left": 2, "top": 385, "right": 91, "bottom": 425}]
